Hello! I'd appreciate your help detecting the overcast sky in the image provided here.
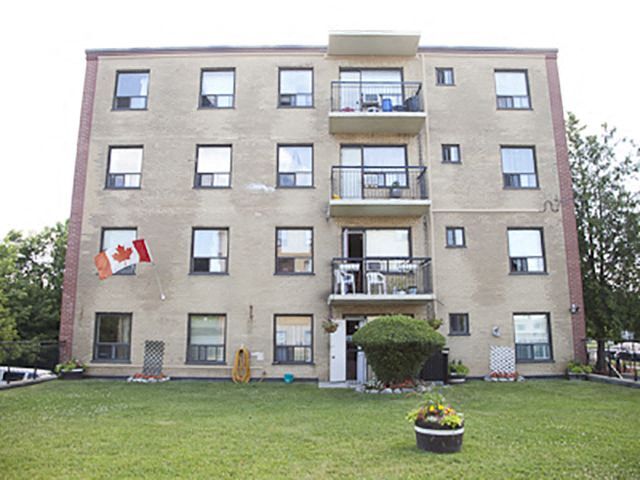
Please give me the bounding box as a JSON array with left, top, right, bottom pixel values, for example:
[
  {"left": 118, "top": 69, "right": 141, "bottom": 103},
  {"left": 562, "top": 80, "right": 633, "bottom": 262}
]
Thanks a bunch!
[{"left": 1, "top": 0, "right": 638, "bottom": 237}]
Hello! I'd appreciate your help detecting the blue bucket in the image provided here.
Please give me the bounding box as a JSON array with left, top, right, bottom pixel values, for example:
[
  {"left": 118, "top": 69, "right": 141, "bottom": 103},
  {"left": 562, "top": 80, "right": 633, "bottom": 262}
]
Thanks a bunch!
[
  {"left": 283, "top": 373, "right": 294, "bottom": 384},
  {"left": 381, "top": 98, "right": 393, "bottom": 112}
]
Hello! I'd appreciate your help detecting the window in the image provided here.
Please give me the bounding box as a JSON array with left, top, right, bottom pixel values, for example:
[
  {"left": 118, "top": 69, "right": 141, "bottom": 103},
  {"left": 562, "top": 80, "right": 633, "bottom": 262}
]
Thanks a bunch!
[
  {"left": 514, "top": 313, "right": 552, "bottom": 361},
  {"left": 442, "top": 144, "right": 461, "bottom": 163},
  {"left": 191, "top": 228, "right": 229, "bottom": 274},
  {"left": 339, "top": 69, "right": 404, "bottom": 111},
  {"left": 276, "top": 228, "right": 313, "bottom": 274},
  {"left": 507, "top": 229, "right": 545, "bottom": 273},
  {"left": 277, "top": 145, "right": 313, "bottom": 187},
  {"left": 274, "top": 315, "right": 312, "bottom": 363},
  {"left": 279, "top": 69, "right": 313, "bottom": 107},
  {"left": 101, "top": 228, "right": 136, "bottom": 275},
  {"left": 113, "top": 71, "right": 149, "bottom": 110},
  {"left": 106, "top": 147, "right": 142, "bottom": 189},
  {"left": 187, "top": 314, "right": 225, "bottom": 363},
  {"left": 200, "top": 70, "right": 235, "bottom": 108},
  {"left": 501, "top": 147, "right": 538, "bottom": 188},
  {"left": 195, "top": 146, "right": 231, "bottom": 188},
  {"left": 364, "top": 229, "right": 410, "bottom": 257},
  {"left": 495, "top": 70, "right": 531, "bottom": 109},
  {"left": 446, "top": 227, "right": 465, "bottom": 248},
  {"left": 449, "top": 313, "right": 469, "bottom": 335},
  {"left": 339, "top": 146, "right": 408, "bottom": 198},
  {"left": 436, "top": 68, "right": 455, "bottom": 86},
  {"left": 94, "top": 313, "right": 131, "bottom": 362}
]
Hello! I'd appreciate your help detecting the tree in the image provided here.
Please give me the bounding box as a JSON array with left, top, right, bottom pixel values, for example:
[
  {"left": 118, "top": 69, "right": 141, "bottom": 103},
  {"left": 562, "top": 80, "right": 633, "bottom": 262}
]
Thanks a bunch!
[
  {"left": 0, "top": 221, "right": 67, "bottom": 342},
  {"left": 352, "top": 315, "right": 445, "bottom": 386},
  {"left": 567, "top": 113, "right": 640, "bottom": 370}
]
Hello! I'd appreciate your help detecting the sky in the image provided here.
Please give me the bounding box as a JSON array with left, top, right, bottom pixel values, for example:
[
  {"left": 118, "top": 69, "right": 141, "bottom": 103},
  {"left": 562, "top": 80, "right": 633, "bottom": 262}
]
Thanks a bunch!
[{"left": 0, "top": 0, "right": 638, "bottom": 237}]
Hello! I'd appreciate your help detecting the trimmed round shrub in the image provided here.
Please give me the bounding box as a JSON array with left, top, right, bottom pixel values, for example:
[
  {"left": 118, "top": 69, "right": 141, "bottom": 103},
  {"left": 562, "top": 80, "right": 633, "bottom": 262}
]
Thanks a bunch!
[{"left": 352, "top": 315, "right": 445, "bottom": 386}]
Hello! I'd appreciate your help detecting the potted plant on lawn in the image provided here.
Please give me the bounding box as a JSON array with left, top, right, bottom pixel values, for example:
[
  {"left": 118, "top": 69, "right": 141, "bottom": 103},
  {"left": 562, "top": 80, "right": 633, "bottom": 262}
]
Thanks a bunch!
[
  {"left": 407, "top": 392, "right": 464, "bottom": 453},
  {"left": 55, "top": 359, "right": 86, "bottom": 380},
  {"left": 566, "top": 361, "right": 592, "bottom": 380},
  {"left": 448, "top": 360, "right": 470, "bottom": 384}
]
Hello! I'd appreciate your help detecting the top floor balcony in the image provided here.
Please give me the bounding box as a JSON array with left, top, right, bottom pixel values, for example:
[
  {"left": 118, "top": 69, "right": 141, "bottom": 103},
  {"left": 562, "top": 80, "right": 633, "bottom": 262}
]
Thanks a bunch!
[{"left": 329, "top": 81, "right": 426, "bottom": 134}]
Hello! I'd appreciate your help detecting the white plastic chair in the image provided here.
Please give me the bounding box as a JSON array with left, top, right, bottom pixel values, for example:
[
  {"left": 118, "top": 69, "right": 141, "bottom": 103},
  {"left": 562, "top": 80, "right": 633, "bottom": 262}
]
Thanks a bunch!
[
  {"left": 334, "top": 269, "right": 355, "bottom": 295},
  {"left": 366, "top": 271, "right": 387, "bottom": 295}
]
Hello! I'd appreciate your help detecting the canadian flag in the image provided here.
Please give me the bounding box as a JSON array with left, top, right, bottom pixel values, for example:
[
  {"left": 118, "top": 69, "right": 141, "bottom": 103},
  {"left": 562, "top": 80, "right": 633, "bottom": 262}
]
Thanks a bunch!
[{"left": 94, "top": 239, "right": 152, "bottom": 280}]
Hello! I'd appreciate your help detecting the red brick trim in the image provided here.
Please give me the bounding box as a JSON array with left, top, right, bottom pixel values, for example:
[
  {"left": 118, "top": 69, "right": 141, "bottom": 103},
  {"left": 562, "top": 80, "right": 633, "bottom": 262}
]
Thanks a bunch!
[
  {"left": 545, "top": 55, "right": 587, "bottom": 363},
  {"left": 59, "top": 57, "right": 98, "bottom": 361}
]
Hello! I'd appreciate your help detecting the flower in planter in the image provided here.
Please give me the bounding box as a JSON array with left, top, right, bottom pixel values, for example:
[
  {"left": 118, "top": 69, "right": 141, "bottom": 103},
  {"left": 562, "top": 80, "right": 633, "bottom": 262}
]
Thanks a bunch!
[
  {"left": 54, "top": 359, "right": 86, "bottom": 374},
  {"left": 407, "top": 391, "right": 465, "bottom": 453},
  {"left": 407, "top": 392, "right": 464, "bottom": 430}
]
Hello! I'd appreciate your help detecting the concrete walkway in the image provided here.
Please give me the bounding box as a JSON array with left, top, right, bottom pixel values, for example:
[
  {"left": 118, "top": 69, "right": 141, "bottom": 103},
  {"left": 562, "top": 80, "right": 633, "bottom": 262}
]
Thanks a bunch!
[{"left": 587, "top": 373, "right": 640, "bottom": 389}]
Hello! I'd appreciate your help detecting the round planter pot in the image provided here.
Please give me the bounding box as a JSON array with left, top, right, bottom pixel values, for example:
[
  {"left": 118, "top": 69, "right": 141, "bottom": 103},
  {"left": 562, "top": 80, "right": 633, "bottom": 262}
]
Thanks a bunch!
[
  {"left": 448, "top": 374, "right": 467, "bottom": 384},
  {"left": 414, "top": 422, "right": 464, "bottom": 453}
]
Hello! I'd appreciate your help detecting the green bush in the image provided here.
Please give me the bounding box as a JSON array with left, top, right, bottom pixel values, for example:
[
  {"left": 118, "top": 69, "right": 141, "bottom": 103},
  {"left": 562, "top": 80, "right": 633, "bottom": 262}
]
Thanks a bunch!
[
  {"left": 567, "top": 361, "right": 593, "bottom": 374},
  {"left": 352, "top": 315, "right": 445, "bottom": 386}
]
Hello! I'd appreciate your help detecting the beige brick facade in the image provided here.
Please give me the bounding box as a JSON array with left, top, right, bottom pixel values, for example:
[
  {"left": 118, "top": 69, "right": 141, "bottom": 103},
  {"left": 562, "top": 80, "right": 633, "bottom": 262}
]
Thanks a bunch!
[{"left": 60, "top": 36, "right": 585, "bottom": 380}]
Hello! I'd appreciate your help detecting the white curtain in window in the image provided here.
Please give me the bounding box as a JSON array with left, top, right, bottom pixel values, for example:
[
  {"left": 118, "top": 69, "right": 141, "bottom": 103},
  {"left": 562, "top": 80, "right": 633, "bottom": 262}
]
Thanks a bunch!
[
  {"left": 280, "top": 70, "right": 312, "bottom": 94},
  {"left": 508, "top": 230, "right": 542, "bottom": 257},
  {"left": 103, "top": 229, "right": 136, "bottom": 250},
  {"left": 278, "top": 230, "right": 311, "bottom": 254},
  {"left": 110, "top": 148, "right": 143, "bottom": 173},
  {"left": 276, "top": 317, "right": 311, "bottom": 345},
  {"left": 279, "top": 146, "right": 312, "bottom": 172},
  {"left": 202, "top": 71, "right": 234, "bottom": 95},
  {"left": 194, "top": 230, "right": 227, "bottom": 257},
  {"left": 362, "top": 147, "right": 405, "bottom": 167},
  {"left": 495, "top": 72, "right": 527, "bottom": 96},
  {"left": 502, "top": 148, "right": 534, "bottom": 173},
  {"left": 365, "top": 230, "right": 409, "bottom": 257},
  {"left": 190, "top": 316, "right": 224, "bottom": 345},
  {"left": 197, "top": 147, "right": 231, "bottom": 173},
  {"left": 117, "top": 73, "right": 149, "bottom": 96},
  {"left": 514, "top": 314, "right": 549, "bottom": 343}
]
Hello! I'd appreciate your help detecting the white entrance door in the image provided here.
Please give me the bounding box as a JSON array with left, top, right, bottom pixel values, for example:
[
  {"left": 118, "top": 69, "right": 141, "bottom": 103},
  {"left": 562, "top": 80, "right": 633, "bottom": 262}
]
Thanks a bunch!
[{"left": 329, "top": 320, "right": 346, "bottom": 382}]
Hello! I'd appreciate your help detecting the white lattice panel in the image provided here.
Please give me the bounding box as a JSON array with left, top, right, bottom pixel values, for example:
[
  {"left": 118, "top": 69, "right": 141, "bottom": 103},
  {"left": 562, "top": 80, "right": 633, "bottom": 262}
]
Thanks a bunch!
[{"left": 490, "top": 346, "right": 516, "bottom": 374}]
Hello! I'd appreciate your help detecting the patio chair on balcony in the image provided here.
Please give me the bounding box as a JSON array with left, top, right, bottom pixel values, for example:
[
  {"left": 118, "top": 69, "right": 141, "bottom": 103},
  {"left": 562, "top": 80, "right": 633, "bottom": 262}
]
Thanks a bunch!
[
  {"left": 366, "top": 271, "right": 387, "bottom": 295},
  {"left": 334, "top": 269, "right": 356, "bottom": 295}
]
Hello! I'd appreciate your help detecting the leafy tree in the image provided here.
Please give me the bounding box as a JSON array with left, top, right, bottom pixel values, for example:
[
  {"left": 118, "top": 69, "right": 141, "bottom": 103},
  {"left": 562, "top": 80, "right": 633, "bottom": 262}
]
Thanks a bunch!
[
  {"left": 352, "top": 315, "right": 445, "bottom": 386},
  {"left": 0, "top": 221, "right": 67, "bottom": 342},
  {"left": 567, "top": 113, "right": 640, "bottom": 370}
]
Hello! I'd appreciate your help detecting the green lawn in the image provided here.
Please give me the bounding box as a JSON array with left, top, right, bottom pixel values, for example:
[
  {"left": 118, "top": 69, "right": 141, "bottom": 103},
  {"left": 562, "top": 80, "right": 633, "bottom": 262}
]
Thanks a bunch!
[{"left": 0, "top": 380, "right": 638, "bottom": 479}]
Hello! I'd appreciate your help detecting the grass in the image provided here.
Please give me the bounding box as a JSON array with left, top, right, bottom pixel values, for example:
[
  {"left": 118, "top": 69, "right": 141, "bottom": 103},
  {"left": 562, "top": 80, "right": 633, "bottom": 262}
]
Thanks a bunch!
[{"left": 0, "top": 380, "right": 639, "bottom": 479}]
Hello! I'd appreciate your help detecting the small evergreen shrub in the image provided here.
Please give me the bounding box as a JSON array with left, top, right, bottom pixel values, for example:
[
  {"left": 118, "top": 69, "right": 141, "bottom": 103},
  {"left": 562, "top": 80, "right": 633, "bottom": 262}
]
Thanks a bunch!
[{"left": 352, "top": 315, "right": 445, "bottom": 386}]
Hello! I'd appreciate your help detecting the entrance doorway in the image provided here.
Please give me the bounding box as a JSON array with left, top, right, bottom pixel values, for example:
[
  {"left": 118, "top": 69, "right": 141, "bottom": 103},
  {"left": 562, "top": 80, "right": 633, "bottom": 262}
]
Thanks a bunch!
[{"left": 346, "top": 318, "right": 367, "bottom": 382}]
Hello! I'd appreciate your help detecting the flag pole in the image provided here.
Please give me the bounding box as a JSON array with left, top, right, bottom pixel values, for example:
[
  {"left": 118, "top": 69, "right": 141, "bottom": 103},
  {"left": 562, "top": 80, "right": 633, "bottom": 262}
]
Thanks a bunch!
[{"left": 151, "top": 262, "right": 166, "bottom": 301}]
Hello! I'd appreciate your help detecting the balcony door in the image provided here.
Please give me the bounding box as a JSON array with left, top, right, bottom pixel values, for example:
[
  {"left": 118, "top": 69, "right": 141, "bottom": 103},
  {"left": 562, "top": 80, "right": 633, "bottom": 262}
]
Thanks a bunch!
[
  {"left": 339, "top": 146, "right": 407, "bottom": 199},
  {"left": 342, "top": 228, "right": 410, "bottom": 293},
  {"left": 338, "top": 69, "right": 403, "bottom": 111}
]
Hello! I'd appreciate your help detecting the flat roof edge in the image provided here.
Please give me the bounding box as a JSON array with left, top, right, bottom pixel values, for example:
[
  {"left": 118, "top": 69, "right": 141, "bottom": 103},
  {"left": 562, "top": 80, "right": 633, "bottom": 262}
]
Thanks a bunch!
[{"left": 85, "top": 44, "right": 558, "bottom": 58}]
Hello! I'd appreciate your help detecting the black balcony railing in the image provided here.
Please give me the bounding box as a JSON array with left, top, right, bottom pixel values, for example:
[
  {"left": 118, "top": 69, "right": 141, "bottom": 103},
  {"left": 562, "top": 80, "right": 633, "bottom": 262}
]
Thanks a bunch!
[
  {"left": 331, "top": 81, "right": 424, "bottom": 113},
  {"left": 332, "top": 257, "right": 433, "bottom": 296},
  {"left": 331, "top": 166, "right": 428, "bottom": 201}
]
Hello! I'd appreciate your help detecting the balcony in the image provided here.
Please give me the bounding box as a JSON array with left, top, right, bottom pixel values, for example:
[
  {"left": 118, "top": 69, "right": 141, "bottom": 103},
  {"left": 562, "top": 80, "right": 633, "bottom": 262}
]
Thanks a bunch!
[
  {"left": 329, "top": 166, "right": 430, "bottom": 217},
  {"left": 329, "top": 81, "right": 426, "bottom": 134},
  {"left": 328, "top": 257, "right": 434, "bottom": 305}
]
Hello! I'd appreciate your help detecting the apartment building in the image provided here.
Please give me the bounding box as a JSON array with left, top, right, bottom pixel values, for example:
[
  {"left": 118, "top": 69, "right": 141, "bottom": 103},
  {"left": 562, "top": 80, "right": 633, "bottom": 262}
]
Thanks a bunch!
[{"left": 59, "top": 31, "right": 586, "bottom": 381}]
